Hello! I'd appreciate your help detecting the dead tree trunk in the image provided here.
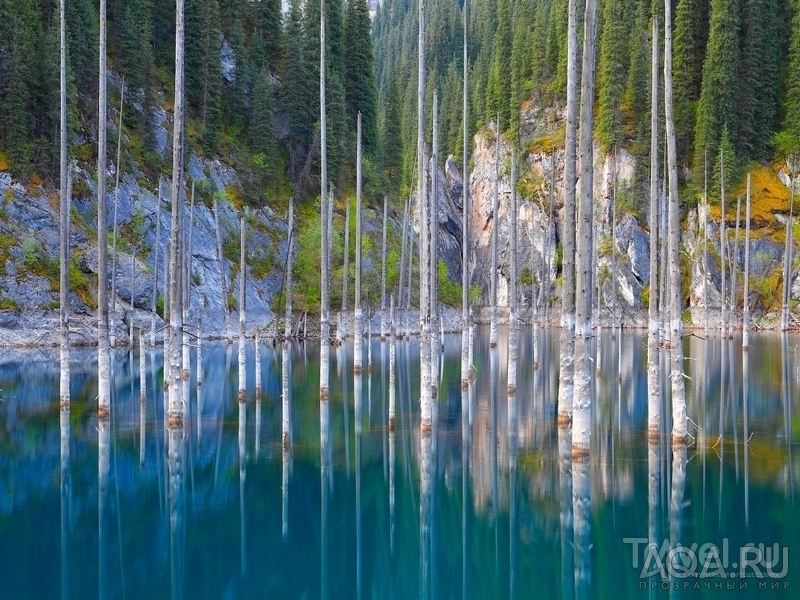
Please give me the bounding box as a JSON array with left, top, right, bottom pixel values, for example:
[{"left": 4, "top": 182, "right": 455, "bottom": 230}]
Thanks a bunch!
[
  {"left": 460, "top": 0, "right": 470, "bottom": 388},
  {"left": 341, "top": 199, "right": 350, "bottom": 343},
  {"left": 319, "top": 0, "right": 330, "bottom": 399},
  {"left": 571, "top": 0, "right": 598, "bottom": 456},
  {"left": 665, "top": 0, "right": 687, "bottom": 444},
  {"left": 507, "top": 147, "right": 518, "bottom": 394},
  {"left": 557, "top": 0, "right": 579, "bottom": 425},
  {"left": 381, "top": 196, "right": 388, "bottom": 340},
  {"left": 647, "top": 15, "right": 661, "bottom": 437},
  {"left": 110, "top": 81, "right": 124, "bottom": 348},
  {"left": 59, "top": 0, "right": 70, "bottom": 407},
  {"left": 213, "top": 195, "right": 230, "bottom": 341},
  {"left": 430, "top": 92, "right": 439, "bottom": 396},
  {"left": 285, "top": 198, "right": 295, "bottom": 339},
  {"left": 418, "top": 0, "right": 431, "bottom": 432},
  {"left": 490, "top": 118, "right": 499, "bottom": 349},
  {"left": 97, "top": 0, "right": 111, "bottom": 418},
  {"left": 238, "top": 213, "right": 246, "bottom": 401},
  {"left": 167, "top": 0, "right": 186, "bottom": 425},
  {"left": 355, "top": 113, "right": 364, "bottom": 373},
  {"left": 743, "top": 174, "right": 751, "bottom": 349}
]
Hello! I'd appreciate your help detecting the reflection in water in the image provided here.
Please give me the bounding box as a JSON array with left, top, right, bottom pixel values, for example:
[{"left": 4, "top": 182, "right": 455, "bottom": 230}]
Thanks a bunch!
[
  {"left": 320, "top": 397, "right": 331, "bottom": 600},
  {"left": 282, "top": 344, "right": 292, "bottom": 538},
  {"left": 573, "top": 455, "right": 591, "bottom": 599},
  {"left": 558, "top": 426, "right": 574, "bottom": 600},
  {"left": 355, "top": 372, "right": 363, "bottom": 600},
  {"left": 168, "top": 426, "right": 185, "bottom": 600},
  {"left": 2, "top": 330, "right": 800, "bottom": 598},
  {"left": 60, "top": 407, "right": 70, "bottom": 600},
  {"left": 98, "top": 418, "right": 110, "bottom": 600},
  {"left": 238, "top": 400, "right": 247, "bottom": 576},
  {"left": 669, "top": 444, "right": 687, "bottom": 595}
]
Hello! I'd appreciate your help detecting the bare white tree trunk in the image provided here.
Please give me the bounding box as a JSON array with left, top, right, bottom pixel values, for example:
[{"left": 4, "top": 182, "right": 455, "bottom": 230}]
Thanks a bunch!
[
  {"left": 418, "top": 0, "right": 431, "bottom": 432},
  {"left": 743, "top": 173, "right": 751, "bottom": 349},
  {"left": 647, "top": 14, "right": 660, "bottom": 436},
  {"left": 97, "top": 0, "right": 111, "bottom": 418},
  {"left": 460, "top": 0, "right": 470, "bottom": 387},
  {"left": 733, "top": 196, "right": 741, "bottom": 329},
  {"left": 340, "top": 199, "right": 350, "bottom": 343},
  {"left": 319, "top": 0, "right": 330, "bottom": 399},
  {"left": 665, "top": 0, "right": 687, "bottom": 444},
  {"left": 110, "top": 82, "right": 124, "bottom": 349},
  {"left": 388, "top": 295, "right": 396, "bottom": 429},
  {"left": 285, "top": 198, "right": 295, "bottom": 339},
  {"left": 557, "top": 427, "right": 575, "bottom": 600},
  {"left": 139, "top": 330, "right": 146, "bottom": 406},
  {"left": 151, "top": 178, "right": 162, "bottom": 348},
  {"left": 196, "top": 314, "right": 202, "bottom": 387},
  {"left": 254, "top": 328, "right": 261, "bottom": 399},
  {"left": 355, "top": 114, "right": 364, "bottom": 372},
  {"left": 381, "top": 196, "right": 388, "bottom": 340},
  {"left": 507, "top": 147, "right": 518, "bottom": 394},
  {"left": 720, "top": 154, "right": 727, "bottom": 336},
  {"left": 489, "top": 118, "right": 499, "bottom": 348},
  {"left": 282, "top": 342, "right": 291, "bottom": 447},
  {"left": 571, "top": 0, "right": 598, "bottom": 456},
  {"left": 59, "top": 0, "right": 70, "bottom": 407},
  {"left": 557, "top": 0, "right": 579, "bottom": 424},
  {"left": 212, "top": 195, "right": 230, "bottom": 341},
  {"left": 703, "top": 150, "right": 709, "bottom": 335},
  {"left": 238, "top": 214, "right": 246, "bottom": 401},
  {"left": 430, "top": 92, "right": 439, "bottom": 395},
  {"left": 782, "top": 157, "right": 795, "bottom": 331},
  {"left": 398, "top": 194, "right": 409, "bottom": 321}
]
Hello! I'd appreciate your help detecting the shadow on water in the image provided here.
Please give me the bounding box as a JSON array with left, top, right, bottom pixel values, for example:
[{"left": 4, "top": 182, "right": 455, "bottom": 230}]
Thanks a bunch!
[{"left": 0, "top": 327, "right": 798, "bottom": 598}]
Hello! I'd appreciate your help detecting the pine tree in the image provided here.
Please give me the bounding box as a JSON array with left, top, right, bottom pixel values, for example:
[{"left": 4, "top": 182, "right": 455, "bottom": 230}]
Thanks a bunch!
[
  {"left": 783, "top": 0, "right": 800, "bottom": 148},
  {"left": 673, "top": 0, "right": 710, "bottom": 160},
  {"left": 381, "top": 75, "right": 403, "bottom": 189},
  {"left": 251, "top": 0, "right": 282, "bottom": 67},
  {"left": 485, "top": 0, "right": 512, "bottom": 131},
  {"left": 596, "top": 0, "right": 631, "bottom": 152},
  {"left": 282, "top": 0, "right": 314, "bottom": 178},
  {"left": 344, "top": 0, "right": 378, "bottom": 156},
  {"left": 737, "top": 0, "right": 781, "bottom": 162},
  {"left": 186, "top": 0, "right": 222, "bottom": 151},
  {"left": 250, "top": 68, "right": 276, "bottom": 159},
  {"left": 694, "top": 0, "right": 740, "bottom": 181}
]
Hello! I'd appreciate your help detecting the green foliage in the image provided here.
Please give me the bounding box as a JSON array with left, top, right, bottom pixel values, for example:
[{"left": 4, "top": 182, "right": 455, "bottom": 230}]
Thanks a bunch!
[
  {"left": 0, "top": 297, "right": 20, "bottom": 311},
  {"left": 437, "top": 258, "right": 462, "bottom": 306},
  {"left": 344, "top": 0, "right": 378, "bottom": 156},
  {"left": 596, "top": 0, "right": 631, "bottom": 153},
  {"left": 21, "top": 237, "right": 58, "bottom": 282},
  {"left": 293, "top": 206, "right": 322, "bottom": 311}
]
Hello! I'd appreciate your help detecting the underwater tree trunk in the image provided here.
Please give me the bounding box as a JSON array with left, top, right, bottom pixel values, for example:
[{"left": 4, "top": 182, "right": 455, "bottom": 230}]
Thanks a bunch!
[
  {"left": 355, "top": 114, "right": 364, "bottom": 372},
  {"left": 381, "top": 196, "right": 388, "bottom": 340},
  {"left": 97, "top": 0, "right": 111, "bottom": 418},
  {"left": 572, "top": 0, "right": 598, "bottom": 456},
  {"left": 59, "top": 0, "right": 70, "bottom": 407},
  {"left": 238, "top": 214, "right": 246, "bottom": 402},
  {"left": 507, "top": 147, "right": 518, "bottom": 394},
  {"left": 319, "top": 0, "right": 330, "bottom": 399},
  {"left": 490, "top": 118, "right": 499, "bottom": 349},
  {"left": 665, "top": 0, "right": 687, "bottom": 443},
  {"left": 743, "top": 174, "right": 751, "bottom": 349},
  {"left": 647, "top": 15, "right": 660, "bottom": 435},
  {"left": 557, "top": 0, "right": 579, "bottom": 424},
  {"left": 461, "top": 0, "right": 470, "bottom": 387}
]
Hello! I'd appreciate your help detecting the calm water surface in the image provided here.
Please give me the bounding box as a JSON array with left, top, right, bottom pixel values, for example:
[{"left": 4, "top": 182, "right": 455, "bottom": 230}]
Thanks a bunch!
[{"left": 0, "top": 327, "right": 798, "bottom": 599}]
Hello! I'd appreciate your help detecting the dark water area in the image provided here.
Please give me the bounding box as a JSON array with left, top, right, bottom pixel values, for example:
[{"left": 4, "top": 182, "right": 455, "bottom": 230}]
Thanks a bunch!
[{"left": 0, "top": 327, "right": 798, "bottom": 598}]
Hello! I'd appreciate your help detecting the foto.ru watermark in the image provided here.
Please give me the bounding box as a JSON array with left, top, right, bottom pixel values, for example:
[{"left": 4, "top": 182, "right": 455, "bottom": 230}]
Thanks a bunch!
[{"left": 624, "top": 538, "right": 789, "bottom": 581}]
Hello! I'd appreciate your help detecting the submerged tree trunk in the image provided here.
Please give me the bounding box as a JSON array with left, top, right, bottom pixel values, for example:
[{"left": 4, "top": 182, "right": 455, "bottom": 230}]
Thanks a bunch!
[
  {"left": 319, "top": 0, "right": 330, "bottom": 399},
  {"left": 381, "top": 196, "right": 388, "bottom": 340},
  {"left": 489, "top": 118, "right": 499, "bottom": 349},
  {"left": 782, "top": 157, "right": 795, "bottom": 331},
  {"left": 151, "top": 178, "right": 163, "bottom": 347},
  {"left": 743, "top": 174, "right": 751, "bottom": 349},
  {"left": 430, "top": 92, "right": 439, "bottom": 396},
  {"left": 341, "top": 199, "right": 350, "bottom": 343},
  {"left": 647, "top": 14, "right": 660, "bottom": 436},
  {"left": 212, "top": 195, "right": 230, "bottom": 341},
  {"left": 571, "top": 0, "right": 598, "bottom": 456},
  {"left": 557, "top": 0, "right": 579, "bottom": 424},
  {"left": 285, "top": 198, "right": 294, "bottom": 339},
  {"left": 355, "top": 114, "right": 364, "bottom": 372},
  {"left": 167, "top": 0, "right": 186, "bottom": 425},
  {"left": 110, "top": 82, "right": 124, "bottom": 349},
  {"left": 238, "top": 213, "right": 246, "bottom": 402},
  {"left": 733, "top": 196, "right": 741, "bottom": 329},
  {"left": 703, "top": 150, "right": 709, "bottom": 335},
  {"left": 59, "top": 0, "right": 70, "bottom": 408},
  {"left": 418, "top": 0, "right": 431, "bottom": 432},
  {"left": 460, "top": 0, "right": 469, "bottom": 388},
  {"left": 97, "top": 0, "right": 111, "bottom": 418},
  {"left": 388, "top": 295, "right": 396, "bottom": 429},
  {"left": 720, "top": 155, "right": 727, "bottom": 336},
  {"left": 507, "top": 147, "right": 518, "bottom": 394},
  {"left": 398, "top": 194, "right": 409, "bottom": 324},
  {"left": 665, "top": 0, "right": 687, "bottom": 444}
]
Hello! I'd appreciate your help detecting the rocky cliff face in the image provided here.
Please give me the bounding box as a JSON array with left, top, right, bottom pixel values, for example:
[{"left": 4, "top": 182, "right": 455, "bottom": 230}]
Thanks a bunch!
[{"left": 0, "top": 157, "right": 286, "bottom": 346}]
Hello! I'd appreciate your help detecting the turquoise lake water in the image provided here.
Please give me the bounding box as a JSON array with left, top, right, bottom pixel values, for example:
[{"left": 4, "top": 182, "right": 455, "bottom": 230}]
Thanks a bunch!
[{"left": 0, "top": 327, "right": 797, "bottom": 598}]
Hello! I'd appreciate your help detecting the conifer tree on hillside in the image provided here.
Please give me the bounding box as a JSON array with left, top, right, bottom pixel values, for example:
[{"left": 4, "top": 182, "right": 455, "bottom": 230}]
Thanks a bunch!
[
  {"left": 186, "top": 0, "right": 222, "bottom": 151},
  {"left": 782, "top": 0, "right": 800, "bottom": 151},
  {"left": 344, "top": 0, "right": 378, "bottom": 157},
  {"left": 597, "top": 0, "right": 632, "bottom": 152},
  {"left": 694, "top": 0, "right": 740, "bottom": 181}
]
